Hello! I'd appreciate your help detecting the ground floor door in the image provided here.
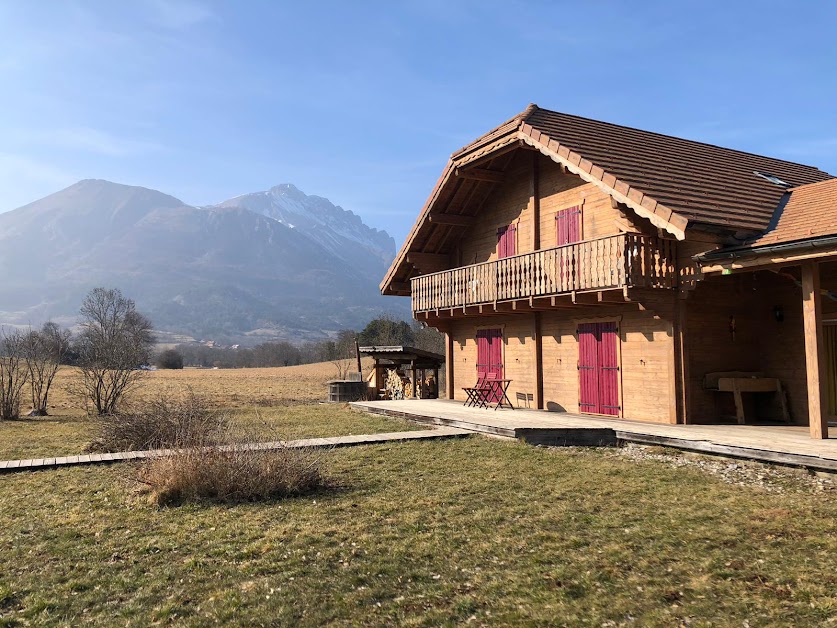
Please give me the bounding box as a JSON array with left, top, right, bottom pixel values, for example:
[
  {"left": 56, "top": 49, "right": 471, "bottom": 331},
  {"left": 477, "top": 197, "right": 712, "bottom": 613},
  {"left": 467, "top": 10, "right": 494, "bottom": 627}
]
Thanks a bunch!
[
  {"left": 476, "top": 328, "right": 503, "bottom": 399},
  {"left": 578, "top": 321, "right": 620, "bottom": 416}
]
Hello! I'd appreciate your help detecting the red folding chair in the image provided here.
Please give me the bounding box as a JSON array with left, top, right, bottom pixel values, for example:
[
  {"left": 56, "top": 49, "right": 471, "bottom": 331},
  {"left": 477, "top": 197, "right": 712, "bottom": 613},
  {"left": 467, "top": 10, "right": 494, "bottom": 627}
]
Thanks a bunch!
[{"left": 462, "top": 375, "right": 487, "bottom": 407}]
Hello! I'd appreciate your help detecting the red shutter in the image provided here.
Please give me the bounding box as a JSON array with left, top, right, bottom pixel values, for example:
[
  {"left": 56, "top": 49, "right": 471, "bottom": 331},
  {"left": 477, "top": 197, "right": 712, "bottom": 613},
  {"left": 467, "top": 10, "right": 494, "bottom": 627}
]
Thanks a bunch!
[
  {"left": 497, "top": 224, "right": 516, "bottom": 259},
  {"left": 578, "top": 323, "right": 600, "bottom": 414},
  {"left": 598, "top": 322, "right": 620, "bottom": 416},
  {"left": 476, "top": 330, "right": 490, "bottom": 379},
  {"left": 578, "top": 321, "right": 620, "bottom": 416},
  {"left": 476, "top": 328, "right": 503, "bottom": 401},
  {"left": 556, "top": 206, "right": 582, "bottom": 246}
]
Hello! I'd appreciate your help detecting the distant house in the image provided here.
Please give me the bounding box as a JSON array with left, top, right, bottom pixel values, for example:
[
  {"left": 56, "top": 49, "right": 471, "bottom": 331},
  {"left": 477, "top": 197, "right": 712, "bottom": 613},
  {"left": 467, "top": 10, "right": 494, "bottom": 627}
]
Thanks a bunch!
[{"left": 381, "top": 104, "right": 837, "bottom": 439}]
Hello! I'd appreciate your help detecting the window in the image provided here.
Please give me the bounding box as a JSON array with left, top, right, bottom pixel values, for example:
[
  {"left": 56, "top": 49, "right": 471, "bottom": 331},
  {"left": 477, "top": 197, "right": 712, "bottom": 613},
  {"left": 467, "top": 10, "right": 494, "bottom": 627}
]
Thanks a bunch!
[
  {"left": 754, "top": 171, "right": 791, "bottom": 187},
  {"left": 497, "top": 223, "right": 517, "bottom": 259},
  {"left": 556, "top": 206, "right": 582, "bottom": 246}
]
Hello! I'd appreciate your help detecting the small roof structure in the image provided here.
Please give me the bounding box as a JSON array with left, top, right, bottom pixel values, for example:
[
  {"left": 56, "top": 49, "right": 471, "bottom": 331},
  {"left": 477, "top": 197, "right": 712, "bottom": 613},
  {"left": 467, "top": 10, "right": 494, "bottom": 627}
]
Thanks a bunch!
[
  {"left": 696, "top": 179, "right": 837, "bottom": 271},
  {"left": 358, "top": 345, "right": 445, "bottom": 369}
]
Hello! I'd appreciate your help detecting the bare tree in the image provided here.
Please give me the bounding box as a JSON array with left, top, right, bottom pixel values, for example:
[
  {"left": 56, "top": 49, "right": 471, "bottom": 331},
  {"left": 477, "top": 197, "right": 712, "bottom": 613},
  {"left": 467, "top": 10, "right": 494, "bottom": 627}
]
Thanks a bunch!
[
  {"left": 330, "top": 329, "right": 356, "bottom": 379},
  {"left": 0, "top": 328, "right": 29, "bottom": 420},
  {"left": 23, "top": 322, "right": 72, "bottom": 416},
  {"left": 73, "top": 288, "right": 154, "bottom": 415}
]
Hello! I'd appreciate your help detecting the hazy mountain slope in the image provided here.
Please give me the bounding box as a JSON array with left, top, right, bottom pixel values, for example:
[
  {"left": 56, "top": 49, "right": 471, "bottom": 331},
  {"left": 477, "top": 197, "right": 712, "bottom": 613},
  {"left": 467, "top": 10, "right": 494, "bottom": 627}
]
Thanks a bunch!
[
  {"left": 214, "top": 183, "right": 396, "bottom": 276},
  {"left": 0, "top": 180, "right": 405, "bottom": 340}
]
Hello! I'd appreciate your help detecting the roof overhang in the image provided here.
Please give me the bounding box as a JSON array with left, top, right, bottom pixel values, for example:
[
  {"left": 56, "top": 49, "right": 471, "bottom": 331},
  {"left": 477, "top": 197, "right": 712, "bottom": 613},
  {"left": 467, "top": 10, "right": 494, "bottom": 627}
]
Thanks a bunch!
[
  {"left": 696, "top": 236, "right": 837, "bottom": 275},
  {"left": 381, "top": 114, "right": 690, "bottom": 296}
]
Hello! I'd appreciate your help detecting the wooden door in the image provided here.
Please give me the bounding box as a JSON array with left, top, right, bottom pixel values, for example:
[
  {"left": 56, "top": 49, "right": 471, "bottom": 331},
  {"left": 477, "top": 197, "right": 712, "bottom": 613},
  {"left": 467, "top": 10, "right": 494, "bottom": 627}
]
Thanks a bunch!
[
  {"left": 477, "top": 328, "right": 503, "bottom": 399},
  {"left": 578, "top": 322, "right": 620, "bottom": 416}
]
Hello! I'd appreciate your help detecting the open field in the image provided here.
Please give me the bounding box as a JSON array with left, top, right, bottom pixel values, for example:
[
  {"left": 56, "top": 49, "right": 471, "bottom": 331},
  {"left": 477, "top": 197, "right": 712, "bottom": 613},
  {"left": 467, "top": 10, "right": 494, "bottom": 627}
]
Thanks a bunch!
[
  {"left": 1, "top": 361, "right": 836, "bottom": 625},
  {"left": 1, "top": 439, "right": 836, "bottom": 625},
  {"left": 46, "top": 360, "right": 372, "bottom": 416},
  {"left": 0, "top": 360, "right": 412, "bottom": 461}
]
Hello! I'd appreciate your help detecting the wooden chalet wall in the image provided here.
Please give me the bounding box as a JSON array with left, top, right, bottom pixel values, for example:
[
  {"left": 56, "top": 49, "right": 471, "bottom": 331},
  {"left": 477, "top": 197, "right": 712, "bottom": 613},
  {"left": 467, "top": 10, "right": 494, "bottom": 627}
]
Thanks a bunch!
[
  {"left": 449, "top": 307, "right": 676, "bottom": 423},
  {"left": 443, "top": 149, "right": 679, "bottom": 423},
  {"left": 684, "top": 263, "right": 837, "bottom": 425},
  {"left": 457, "top": 154, "right": 621, "bottom": 266}
]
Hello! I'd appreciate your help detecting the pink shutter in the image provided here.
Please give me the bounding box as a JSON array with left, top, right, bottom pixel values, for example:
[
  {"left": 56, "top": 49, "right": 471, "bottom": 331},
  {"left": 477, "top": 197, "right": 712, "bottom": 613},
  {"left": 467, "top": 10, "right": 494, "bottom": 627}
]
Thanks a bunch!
[
  {"left": 598, "top": 322, "right": 620, "bottom": 416},
  {"left": 476, "top": 330, "right": 490, "bottom": 379},
  {"left": 488, "top": 328, "right": 503, "bottom": 380},
  {"left": 556, "top": 206, "right": 582, "bottom": 246},
  {"left": 497, "top": 224, "right": 516, "bottom": 259},
  {"left": 578, "top": 322, "right": 620, "bottom": 417},
  {"left": 578, "top": 323, "right": 600, "bottom": 413}
]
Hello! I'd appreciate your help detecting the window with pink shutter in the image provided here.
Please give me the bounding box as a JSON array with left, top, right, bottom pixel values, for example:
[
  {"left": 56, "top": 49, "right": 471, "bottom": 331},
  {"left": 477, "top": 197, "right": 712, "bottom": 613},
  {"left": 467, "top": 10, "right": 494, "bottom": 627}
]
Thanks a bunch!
[
  {"left": 556, "top": 206, "right": 582, "bottom": 246},
  {"left": 497, "top": 223, "right": 516, "bottom": 259}
]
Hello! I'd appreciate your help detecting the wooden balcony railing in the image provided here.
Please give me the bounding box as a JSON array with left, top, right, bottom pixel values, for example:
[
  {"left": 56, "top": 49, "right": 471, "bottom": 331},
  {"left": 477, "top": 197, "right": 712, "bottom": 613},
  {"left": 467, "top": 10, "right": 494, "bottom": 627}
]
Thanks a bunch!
[{"left": 411, "top": 233, "right": 675, "bottom": 313}]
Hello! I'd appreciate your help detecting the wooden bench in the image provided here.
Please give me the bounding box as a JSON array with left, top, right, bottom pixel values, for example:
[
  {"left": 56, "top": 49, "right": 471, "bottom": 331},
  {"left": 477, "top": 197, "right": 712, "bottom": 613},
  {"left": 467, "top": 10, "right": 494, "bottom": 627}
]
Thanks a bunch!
[{"left": 703, "top": 371, "right": 790, "bottom": 424}]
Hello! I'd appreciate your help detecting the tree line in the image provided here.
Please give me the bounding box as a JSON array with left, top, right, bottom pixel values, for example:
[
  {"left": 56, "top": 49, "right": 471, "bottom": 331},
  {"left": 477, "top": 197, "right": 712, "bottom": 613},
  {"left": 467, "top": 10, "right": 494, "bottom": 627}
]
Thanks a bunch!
[
  {"left": 170, "top": 316, "right": 444, "bottom": 370},
  {"left": 0, "top": 287, "right": 154, "bottom": 419},
  {"left": 0, "top": 286, "right": 443, "bottom": 419}
]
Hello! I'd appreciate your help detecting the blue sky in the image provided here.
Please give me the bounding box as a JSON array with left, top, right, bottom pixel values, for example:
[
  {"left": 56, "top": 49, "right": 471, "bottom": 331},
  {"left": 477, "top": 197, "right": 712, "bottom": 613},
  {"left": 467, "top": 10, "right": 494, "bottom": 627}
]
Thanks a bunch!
[{"left": 1, "top": 1, "right": 835, "bottom": 244}]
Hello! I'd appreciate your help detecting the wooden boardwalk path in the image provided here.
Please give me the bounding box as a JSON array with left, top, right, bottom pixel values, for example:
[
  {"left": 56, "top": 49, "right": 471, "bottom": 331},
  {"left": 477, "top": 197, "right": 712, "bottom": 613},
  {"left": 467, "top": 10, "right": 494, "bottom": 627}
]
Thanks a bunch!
[
  {"left": 351, "top": 399, "right": 837, "bottom": 473},
  {"left": 0, "top": 427, "right": 470, "bottom": 474}
]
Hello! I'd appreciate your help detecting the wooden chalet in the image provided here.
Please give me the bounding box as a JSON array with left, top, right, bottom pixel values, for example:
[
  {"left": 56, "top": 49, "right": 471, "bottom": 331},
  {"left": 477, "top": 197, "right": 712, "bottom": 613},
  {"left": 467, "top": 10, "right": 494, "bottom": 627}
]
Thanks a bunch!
[{"left": 381, "top": 104, "right": 837, "bottom": 439}]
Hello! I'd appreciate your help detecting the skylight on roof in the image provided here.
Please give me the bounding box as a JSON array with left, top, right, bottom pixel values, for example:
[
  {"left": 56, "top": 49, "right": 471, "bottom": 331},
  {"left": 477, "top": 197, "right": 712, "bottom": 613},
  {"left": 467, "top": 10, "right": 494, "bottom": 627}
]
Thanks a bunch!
[{"left": 754, "top": 171, "right": 791, "bottom": 187}]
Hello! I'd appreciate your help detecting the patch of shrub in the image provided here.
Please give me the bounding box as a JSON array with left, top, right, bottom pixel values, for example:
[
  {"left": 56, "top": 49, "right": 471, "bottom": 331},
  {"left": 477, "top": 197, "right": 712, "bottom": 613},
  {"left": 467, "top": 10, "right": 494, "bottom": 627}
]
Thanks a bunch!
[
  {"left": 88, "top": 390, "right": 226, "bottom": 453},
  {"left": 156, "top": 349, "right": 184, "bottom": 370},
  {"left": 137, "top": 438, "right": 327, "bottom": 506}
]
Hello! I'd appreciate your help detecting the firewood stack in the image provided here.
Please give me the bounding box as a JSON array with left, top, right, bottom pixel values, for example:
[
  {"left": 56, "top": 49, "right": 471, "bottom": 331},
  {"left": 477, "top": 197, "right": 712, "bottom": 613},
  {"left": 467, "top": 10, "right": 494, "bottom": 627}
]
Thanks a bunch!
[{"left": 385, "top": 369, "right": 405, "bottom": 400}]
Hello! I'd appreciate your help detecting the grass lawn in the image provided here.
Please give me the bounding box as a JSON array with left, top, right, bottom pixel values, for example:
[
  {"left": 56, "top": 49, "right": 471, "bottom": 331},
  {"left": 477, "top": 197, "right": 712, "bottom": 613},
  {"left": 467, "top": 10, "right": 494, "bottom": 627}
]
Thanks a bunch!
[
  {"left": 1, "top": 437, "right": 836, "bottom": 626},
  {"left": 0, "top": 405, "right": 418, "bottom": 461}
]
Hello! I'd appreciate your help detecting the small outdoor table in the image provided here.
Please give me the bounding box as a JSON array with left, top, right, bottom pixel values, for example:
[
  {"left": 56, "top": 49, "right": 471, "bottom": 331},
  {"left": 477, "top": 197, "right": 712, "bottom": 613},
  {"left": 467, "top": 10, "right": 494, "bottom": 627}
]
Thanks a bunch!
[{"left": 475, "top": 379, "right": 514, "bottom": 410}]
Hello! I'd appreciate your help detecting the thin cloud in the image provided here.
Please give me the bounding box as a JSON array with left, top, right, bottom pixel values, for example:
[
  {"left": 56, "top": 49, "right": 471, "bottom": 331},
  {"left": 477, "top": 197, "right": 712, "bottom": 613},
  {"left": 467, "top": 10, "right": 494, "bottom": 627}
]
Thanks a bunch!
[
  {"left": 18, "top": 127, "right": 165, "bottom": 157},
  {"left": 145, "top": 0, "right": 218, "bottom": 30}
]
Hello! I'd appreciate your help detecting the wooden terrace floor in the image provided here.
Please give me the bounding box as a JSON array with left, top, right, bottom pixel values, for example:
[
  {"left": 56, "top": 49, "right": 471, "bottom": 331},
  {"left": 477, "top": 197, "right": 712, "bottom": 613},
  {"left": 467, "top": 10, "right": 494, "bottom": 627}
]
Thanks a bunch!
[{"left": 350, "top": 399, "right": 837, "bottom": 473}]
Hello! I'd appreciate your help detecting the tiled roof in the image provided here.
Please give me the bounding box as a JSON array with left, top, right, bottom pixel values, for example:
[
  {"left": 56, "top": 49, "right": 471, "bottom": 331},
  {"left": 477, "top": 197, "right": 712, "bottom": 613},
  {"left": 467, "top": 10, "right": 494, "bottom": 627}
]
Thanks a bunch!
[
  {"left": 738, "top": 179, "right": 837, "bottom": 248},
  {"left": 380, "top": 104, "right": 835, "bottom": 294},
  {"left": 516, "top": 107, "right": 833, "bottom": 232}
]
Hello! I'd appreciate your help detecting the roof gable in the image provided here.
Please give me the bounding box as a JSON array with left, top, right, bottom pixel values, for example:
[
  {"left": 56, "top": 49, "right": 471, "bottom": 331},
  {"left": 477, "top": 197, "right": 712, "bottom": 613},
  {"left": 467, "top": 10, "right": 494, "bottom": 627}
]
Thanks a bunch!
[{"left": 381, "top": 104, "right": 834, "bottom": 295}]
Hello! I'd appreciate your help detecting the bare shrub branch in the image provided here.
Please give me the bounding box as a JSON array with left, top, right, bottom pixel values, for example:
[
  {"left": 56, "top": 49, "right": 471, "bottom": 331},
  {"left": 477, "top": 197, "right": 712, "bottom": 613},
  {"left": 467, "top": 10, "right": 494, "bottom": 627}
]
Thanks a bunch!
[
  {"left": 72, "top": 287, "right": 154, "bottom": 415},
  {"left": 0, "top": 328, "right": 29, "bottom": 420},
  {"left": 89, "top": 389, "right": 227, "bottom": 453},
  {"left": 23, "top": 322, "right": 71, "bottom": 416},
  {"left": 136, "top": 418, "right": 328, "bottom": 506}
]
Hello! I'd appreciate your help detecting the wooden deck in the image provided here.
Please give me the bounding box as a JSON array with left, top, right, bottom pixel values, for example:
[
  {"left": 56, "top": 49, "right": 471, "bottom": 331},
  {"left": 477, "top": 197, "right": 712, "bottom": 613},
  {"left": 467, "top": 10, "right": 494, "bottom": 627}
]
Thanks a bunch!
[
  {"left": 0, "top": 427, "right": 470, "bottom": 474},
  {"left": 350, "top": 399, "right": 837, "bottom": 472}
]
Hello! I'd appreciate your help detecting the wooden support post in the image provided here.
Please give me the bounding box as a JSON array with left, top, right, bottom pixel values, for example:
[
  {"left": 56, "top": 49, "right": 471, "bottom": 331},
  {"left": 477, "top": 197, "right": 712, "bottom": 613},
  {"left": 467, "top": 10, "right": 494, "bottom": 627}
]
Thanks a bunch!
[
  {"left": 802, "top": 261, "right": 829, "bottom": 439},
  {"left": 410, "top": 360, "right": 417, "bottom": 400},
  {"left": 533, "top": 312, "right": 544, "bottom": 410},
  {"left": 354, "top": 339, "right": 362, "bottom": 375},
  {"left": 446, "top": 332, "right": 455, "bottom": 400},
  {"left": 673, "top": 295, "right": 689, "bottom": 424},
  {"left": 530, "top": 151, "right": 540, "bottom": 252},
  {"left": 433, "top": 367, "right": 440, "bottom": 399}
]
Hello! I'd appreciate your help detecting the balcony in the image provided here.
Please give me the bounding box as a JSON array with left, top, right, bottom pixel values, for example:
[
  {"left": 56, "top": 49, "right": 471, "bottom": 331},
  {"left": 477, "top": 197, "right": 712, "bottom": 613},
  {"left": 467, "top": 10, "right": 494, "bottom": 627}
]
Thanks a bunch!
[{"left": 411, "top": 233, "right": 675, "bottom": 313}]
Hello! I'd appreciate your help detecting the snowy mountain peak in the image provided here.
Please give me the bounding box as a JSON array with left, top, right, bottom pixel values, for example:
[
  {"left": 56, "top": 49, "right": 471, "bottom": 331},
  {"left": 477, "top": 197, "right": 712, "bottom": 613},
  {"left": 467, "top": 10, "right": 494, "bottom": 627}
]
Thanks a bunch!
[{"left": 215, "top": 184, "right": 395, "bottom": 265}]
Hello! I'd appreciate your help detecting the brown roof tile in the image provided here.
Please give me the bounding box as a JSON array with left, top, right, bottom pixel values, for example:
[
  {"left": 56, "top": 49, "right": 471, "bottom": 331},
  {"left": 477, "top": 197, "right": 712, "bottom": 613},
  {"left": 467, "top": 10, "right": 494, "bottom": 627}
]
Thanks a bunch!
[
  {"left": 520, "top": 107, "right": 833, "bottom": 232},
  {"left": 381, "top": 104, "right": 835, "bottom": 294},
  {"left": 741, "top": 179, "right": 837, "bottom": 248}
]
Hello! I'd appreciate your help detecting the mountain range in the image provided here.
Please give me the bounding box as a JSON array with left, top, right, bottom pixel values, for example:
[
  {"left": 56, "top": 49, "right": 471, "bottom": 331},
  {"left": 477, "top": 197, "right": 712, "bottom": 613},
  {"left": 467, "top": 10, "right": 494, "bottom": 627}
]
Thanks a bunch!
[{"left": 0, "top": 180, "right": 407, "bottom": 342}]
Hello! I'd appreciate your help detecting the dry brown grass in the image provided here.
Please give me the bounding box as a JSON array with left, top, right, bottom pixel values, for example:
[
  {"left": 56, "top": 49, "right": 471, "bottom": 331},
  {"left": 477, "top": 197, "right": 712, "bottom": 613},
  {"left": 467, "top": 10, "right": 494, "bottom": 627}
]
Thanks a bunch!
[
  {"left": 88, "top": 390, "right": 228, "bottom": 453},
  {"left": 49, "top": 359, "right": 374, "bottom": 416},
  {"left": 138, "top": 439, "right": 327, "bottom": 506}
]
